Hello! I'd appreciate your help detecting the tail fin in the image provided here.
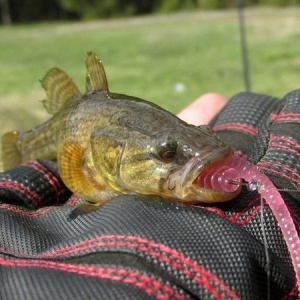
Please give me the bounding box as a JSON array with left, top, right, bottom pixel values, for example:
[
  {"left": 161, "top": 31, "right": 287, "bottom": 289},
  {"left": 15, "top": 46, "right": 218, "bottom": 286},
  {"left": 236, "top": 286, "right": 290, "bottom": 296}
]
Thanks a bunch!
[{"left": 2, "top": 131, "right": 22, "bottom": 171}]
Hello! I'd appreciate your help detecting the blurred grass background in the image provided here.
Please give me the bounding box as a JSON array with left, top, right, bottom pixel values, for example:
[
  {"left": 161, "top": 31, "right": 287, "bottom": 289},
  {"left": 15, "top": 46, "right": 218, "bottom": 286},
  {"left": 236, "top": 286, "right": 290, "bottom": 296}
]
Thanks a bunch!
[{"left": 0, "top": 7, "right": 300, "bottom": 165}]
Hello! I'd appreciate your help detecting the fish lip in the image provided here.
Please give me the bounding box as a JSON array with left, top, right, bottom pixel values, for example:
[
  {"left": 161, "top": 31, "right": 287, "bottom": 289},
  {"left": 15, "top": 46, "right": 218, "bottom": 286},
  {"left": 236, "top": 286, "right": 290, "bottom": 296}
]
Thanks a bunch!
[
  {"left": 180, "top": 146, "right": 239, "bottom": 202},
  {"left": 188, "top": 146, "right": 233, "bottom": 183}
]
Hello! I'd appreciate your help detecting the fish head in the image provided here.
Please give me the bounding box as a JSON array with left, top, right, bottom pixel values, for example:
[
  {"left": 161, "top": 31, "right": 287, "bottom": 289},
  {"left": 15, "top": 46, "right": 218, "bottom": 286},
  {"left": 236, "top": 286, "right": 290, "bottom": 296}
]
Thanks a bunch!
[{"left": 91, "top": 123, "right": 241, "bottom": 203}]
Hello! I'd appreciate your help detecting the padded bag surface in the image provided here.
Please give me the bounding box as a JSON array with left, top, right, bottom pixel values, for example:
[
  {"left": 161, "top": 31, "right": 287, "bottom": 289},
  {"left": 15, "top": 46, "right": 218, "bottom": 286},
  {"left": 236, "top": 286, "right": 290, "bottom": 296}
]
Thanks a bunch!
[{"left": 1, "top": 91, "right": 300, "bottom": 299}]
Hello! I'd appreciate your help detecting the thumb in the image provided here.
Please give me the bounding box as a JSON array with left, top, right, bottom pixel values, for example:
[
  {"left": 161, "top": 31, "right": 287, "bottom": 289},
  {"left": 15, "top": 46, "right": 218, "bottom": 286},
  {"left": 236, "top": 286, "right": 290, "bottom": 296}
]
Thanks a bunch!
[{"left": 177, "top": 93, "right": 227, "bottom": 125}]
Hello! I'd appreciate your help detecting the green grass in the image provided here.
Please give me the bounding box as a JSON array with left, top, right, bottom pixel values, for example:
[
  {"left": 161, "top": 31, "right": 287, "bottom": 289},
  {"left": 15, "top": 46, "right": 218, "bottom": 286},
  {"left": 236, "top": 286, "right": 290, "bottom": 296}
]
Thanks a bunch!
[{"left": 1, "top": 7, "right": 300, "bottom": 167}]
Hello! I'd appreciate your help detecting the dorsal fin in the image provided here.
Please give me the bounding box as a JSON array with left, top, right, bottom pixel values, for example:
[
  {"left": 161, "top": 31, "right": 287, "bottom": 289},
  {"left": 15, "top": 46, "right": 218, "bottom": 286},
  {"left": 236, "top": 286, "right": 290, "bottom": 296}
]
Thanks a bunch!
[
  {"left": 85, "top": 52, "right": 109, "bottom": 93},
  {"left": 41, "top": 68, "right": 81, "bottom": 114}
]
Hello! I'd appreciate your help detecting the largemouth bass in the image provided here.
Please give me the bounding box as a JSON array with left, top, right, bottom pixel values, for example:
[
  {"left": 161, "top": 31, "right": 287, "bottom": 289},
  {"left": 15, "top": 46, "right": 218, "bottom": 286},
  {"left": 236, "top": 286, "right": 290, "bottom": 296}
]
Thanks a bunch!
[{"left": 2, "top": 52, "right": 240, "bottom": 214}]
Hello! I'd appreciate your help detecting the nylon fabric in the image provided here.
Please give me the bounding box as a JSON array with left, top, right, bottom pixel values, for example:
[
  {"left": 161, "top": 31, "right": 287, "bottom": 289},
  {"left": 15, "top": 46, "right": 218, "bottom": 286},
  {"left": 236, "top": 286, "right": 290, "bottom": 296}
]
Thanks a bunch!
[
  {"left": 258, "top": 90, "right": 300, "bottom": 194},
  {"left": 1, "top": 91, "right": 300, "bottom": 299},
  {"left": 211, "top": 92, "right": 282, "bottom": 157}
]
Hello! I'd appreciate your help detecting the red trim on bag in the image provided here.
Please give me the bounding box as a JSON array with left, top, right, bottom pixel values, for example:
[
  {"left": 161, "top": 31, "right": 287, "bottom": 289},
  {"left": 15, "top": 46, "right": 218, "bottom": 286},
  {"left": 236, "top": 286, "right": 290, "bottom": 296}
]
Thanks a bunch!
[
  {"left": 275, "top": 112, "right": 300, "bottom": 123},
  {"left": 0, "top": 258, "right": 183, "bottom": 300},
  {"left": 0, "top": 181, "right": 41, "bottom": 207},
  {"left": 258, "top": 162, "right": 300, "bottom": 186},
  {"left": 270, "top": 113, "right": 279, "bottom": 122},
  {"left": 196, "top": 196, "right": 266, "bottom": 227},
  {"left": 269, "top": 142, "right": 300, "bottom": 157},
  {"left": 269, "top": 135, "right": 300, "bottom": 154},
  {"left": 212, "top": 123, "right": 257, "bottom": 136},
  {"left": 270, "top": 136, "right": 300, "bottom": 147},
  {"left": 37, "top": 235, "right": 239, "bottom": 299},
  {"left": 27, "top": 161, "right": 64, "bottom": 200},
  {"left": 66, "top": 195, "right": 81, "bottom": 206},
  {"left": 0, "top": 203, "right": 55, "bottom": 216},
  {"left": 228, "top": 197, "right": 267, "bottom": 226},
  {"left": 192, "top": 205, "right": 228, "bottom": 218}
]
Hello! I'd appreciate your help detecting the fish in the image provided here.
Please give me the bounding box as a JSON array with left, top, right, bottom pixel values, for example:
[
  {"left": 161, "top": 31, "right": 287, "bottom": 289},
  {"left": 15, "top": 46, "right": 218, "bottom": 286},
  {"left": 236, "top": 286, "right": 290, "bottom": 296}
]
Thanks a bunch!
[{"left": 1, "top": 52, "right": 241, "bottom": 215}]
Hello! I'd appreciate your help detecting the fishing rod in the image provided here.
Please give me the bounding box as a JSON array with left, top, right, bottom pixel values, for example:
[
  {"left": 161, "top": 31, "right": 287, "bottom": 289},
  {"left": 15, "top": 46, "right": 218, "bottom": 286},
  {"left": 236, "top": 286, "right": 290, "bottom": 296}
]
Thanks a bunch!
[{"left": 237, "top": 0, "right": 251, "bottom": 92}]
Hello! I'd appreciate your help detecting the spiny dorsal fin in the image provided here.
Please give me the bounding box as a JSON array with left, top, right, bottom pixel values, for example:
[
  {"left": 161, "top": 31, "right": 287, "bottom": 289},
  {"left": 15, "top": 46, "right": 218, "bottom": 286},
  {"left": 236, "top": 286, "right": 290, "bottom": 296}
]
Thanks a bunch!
[
  {"left": 85, "top": 52, "right": 109, "bottom": 93},
  {"left": 41, "top": 68, "right": 81, "bottom": 114}
]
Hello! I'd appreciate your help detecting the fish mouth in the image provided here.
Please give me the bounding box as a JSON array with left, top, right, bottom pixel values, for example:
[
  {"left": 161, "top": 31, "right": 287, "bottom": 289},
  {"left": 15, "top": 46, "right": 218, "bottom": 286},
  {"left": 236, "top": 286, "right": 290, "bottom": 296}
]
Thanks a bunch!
[{"left": 182, "top": 148, "right": 241, "bottom": 203}]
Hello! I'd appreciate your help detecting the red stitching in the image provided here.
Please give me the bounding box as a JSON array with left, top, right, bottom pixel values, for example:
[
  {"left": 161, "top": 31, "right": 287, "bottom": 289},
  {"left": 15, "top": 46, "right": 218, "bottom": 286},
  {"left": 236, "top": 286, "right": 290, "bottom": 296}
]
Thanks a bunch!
[
  {"left": 193, "top": 204, "right": 262, "bottom": 227},
  {"left": 258, "top": 162, "right": 300, "bottom": 186},
  {"left": 38, "top": 235, "right": 239, "bottom": 299},
  {"left": 275, "top": 112, "right": 300, "bottom": 123},
  {"left": 27, "top": 161, "right": 64, "bottom": 200},
  {"left": 270, "top": 113, "right": 279, "bottom": 122},
  {"left": 0, "top": 203, "right": 55, "bottom": 216},
  {"left": 0, "top": 201, "right": 276, "bottom": 299},
  {"left": 0, "top": 258, "right": 183, "bottom": 300},
  {"left": 232, "top": 205, "right": 266, "bottom": 226},
  {"left": 192, "top": 205, "right": 228, "bottom": 219},
  {"left": 0, "top": 181, "right": 41, "bottom": 207},
  {"left": 1, "top": 234, "right": 239, "bottom": 298},
  {"left": 213, "top": 123, "right": 257, "bottom": 136},
  {"left": 66, "top": 195, "right": 80, "bottom": 206},
  {"left": 270, "top": 136, "right": 300, "bottom": 151},
  {"left": 269, "top": 136, "right": 300, "bottom": 159},
  {"left": 270, "top": 142, "right": 300, "bottom": 158},
  {"left": 229, "top": 197, "right": 259, "bottom": 222},
  {"left": 228, "top": 197, "right": 267, "bottom": 226}
]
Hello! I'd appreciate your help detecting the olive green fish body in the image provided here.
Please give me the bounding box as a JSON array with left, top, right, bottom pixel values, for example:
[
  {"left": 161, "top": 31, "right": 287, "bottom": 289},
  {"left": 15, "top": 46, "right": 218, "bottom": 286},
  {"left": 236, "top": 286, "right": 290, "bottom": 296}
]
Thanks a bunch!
[{"left": 2, "top": 53, "right": 241, "bottom": 214}]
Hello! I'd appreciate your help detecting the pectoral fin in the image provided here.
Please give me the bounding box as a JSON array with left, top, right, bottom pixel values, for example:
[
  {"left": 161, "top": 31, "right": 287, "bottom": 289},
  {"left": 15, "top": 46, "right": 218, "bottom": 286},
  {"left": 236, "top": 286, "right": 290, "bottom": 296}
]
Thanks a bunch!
[
  {"left": 41, "top": 68, "right": 81, "bottom": 114},
  {"left": 57, "top": 140, "right": 100, "bottom": 200},
  {"left": 85, "top": 52, "right": 109, "bottom": 93}
]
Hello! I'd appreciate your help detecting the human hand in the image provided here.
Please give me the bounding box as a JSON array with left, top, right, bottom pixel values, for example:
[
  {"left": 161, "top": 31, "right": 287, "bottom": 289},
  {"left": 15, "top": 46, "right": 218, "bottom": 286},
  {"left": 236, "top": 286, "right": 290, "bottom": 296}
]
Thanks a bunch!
[{"left": 177, "top": 93, "right": 227, "bottom": 125}]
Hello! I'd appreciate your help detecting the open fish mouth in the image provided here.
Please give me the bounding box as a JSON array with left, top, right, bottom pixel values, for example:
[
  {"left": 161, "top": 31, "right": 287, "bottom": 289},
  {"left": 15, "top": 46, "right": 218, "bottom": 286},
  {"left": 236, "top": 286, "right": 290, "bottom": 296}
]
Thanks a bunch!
[
  {"left": 192, "top": 154, "right": 241, "bottom": 193},
  {"left": 180, "top": 149, "right": 242, "bottom": 203}
]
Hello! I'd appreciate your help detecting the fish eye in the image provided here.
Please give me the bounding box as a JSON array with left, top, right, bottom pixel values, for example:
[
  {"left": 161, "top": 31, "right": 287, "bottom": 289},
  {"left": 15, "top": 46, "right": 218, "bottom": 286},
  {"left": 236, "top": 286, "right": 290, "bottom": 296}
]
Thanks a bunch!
[{"left": 156, "top": 139, "right": 178, "bottom": 162}]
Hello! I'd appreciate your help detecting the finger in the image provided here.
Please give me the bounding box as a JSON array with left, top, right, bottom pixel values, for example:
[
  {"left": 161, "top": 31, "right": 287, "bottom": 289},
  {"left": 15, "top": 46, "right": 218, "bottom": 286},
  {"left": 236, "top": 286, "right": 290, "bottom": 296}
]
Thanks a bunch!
[{"left": 177, "top": 93, "right": 227, "bottom": 125}]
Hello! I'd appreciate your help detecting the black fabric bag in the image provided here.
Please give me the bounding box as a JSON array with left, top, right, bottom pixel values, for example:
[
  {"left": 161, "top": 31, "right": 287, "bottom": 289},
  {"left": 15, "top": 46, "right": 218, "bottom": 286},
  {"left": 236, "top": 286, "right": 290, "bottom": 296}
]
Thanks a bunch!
[{"left": 1, "top": 91, "right": 300, "bottom": 299}]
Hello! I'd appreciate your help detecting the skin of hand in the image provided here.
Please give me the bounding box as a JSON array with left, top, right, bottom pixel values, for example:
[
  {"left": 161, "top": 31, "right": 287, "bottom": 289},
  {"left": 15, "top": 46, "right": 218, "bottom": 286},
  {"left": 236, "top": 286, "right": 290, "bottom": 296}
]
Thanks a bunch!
[{"left": 177, "top": 93, "right": 227, "bottom": 126}]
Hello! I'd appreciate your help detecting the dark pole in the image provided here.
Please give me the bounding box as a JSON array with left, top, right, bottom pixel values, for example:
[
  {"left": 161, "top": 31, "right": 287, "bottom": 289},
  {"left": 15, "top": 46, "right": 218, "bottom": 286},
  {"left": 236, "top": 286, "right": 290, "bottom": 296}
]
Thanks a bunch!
[
  {"left": 0, "top": 0, "right": 12, "bottom": 25},
  {"left": 237, "top": 0, "right": 251, "bottom": 92}
]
